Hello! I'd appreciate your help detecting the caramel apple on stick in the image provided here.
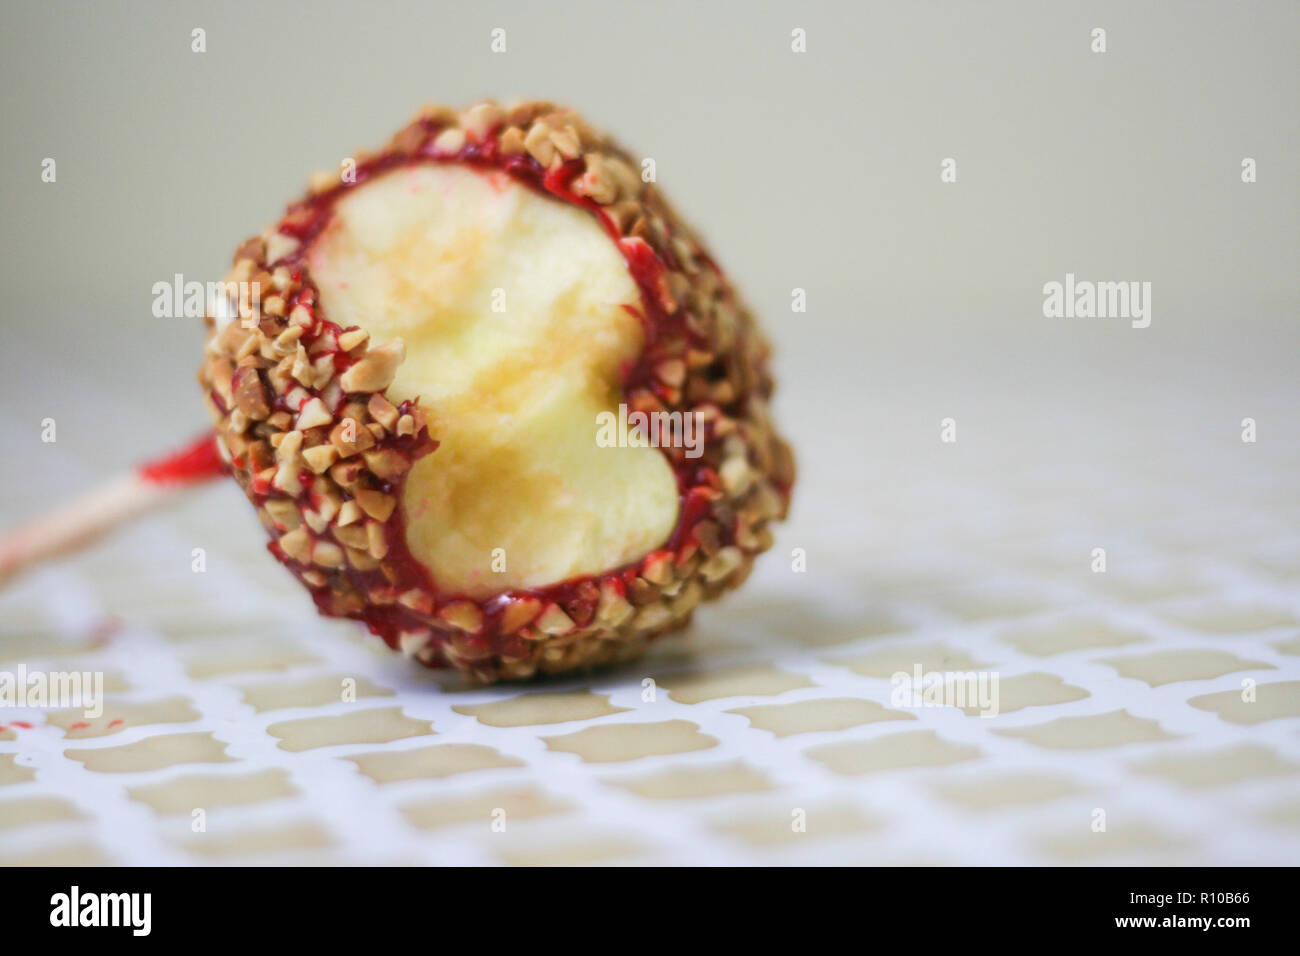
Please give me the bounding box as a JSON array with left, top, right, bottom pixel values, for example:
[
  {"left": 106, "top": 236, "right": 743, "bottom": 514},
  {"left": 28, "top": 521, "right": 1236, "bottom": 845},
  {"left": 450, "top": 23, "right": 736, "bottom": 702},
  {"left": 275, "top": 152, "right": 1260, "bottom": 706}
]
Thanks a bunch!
[{"left": 4, "top": 101, "right": 794, "bottom": 683}]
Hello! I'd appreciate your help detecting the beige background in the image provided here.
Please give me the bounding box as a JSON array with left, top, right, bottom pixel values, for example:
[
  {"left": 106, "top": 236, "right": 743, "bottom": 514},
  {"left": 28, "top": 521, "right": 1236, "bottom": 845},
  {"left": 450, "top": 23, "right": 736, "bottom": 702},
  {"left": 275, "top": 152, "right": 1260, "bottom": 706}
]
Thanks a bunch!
[
  {"left": 1, "top": 2, "right": 1298, "bottom": 866},
  {"left": 1, "top": 1, "right": 1297, "bottom": 475}
]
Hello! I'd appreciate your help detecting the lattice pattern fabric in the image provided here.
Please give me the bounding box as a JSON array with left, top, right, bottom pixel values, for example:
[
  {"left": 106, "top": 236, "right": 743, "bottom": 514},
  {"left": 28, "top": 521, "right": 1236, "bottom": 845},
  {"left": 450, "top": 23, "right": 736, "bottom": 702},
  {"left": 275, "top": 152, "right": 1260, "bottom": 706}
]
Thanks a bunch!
[{"left": 2, "top": 366, "right": 1297, "bottom": 866}]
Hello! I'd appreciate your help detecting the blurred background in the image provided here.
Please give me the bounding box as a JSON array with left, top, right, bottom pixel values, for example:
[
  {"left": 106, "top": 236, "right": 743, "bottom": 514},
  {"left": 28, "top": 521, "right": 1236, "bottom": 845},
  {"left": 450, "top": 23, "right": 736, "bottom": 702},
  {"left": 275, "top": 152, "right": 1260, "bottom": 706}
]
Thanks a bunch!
[
  {"left": 2, "top": 1, "right": 1296, "bottom": 472},
  {"left": 0, "top": 1, "right": 1296, "bottom": 865}
]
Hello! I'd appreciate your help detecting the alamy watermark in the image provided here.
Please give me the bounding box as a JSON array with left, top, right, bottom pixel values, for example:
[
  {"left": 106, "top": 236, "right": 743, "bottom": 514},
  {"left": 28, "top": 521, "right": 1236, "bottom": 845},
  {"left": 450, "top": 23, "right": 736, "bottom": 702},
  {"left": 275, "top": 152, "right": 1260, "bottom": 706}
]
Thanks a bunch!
[
  {"left": 891, "top": 665, "right": 1000, "bottom": 717},
  {"left": 50, "top": 886, "right": 151, "bottom": 936},
  {"left": 1042, "top": 272, "right": 1151, "bottom": 328},
  {"left": 1, "top": 665, "right": 103, "bottom": 718},
  {"left": 152, "top": 273, "right": 261, "bottom": 323},
  {"left": 596, "top": 404, "right": 703, "bottom": 459}
]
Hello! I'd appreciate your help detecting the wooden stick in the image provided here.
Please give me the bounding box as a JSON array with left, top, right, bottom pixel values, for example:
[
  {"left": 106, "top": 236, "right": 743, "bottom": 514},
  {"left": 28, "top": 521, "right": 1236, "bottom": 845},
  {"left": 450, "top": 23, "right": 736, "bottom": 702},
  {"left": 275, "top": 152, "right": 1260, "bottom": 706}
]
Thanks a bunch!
[{"left": 0, "top": 434, "right": 224, "bottom": 587}]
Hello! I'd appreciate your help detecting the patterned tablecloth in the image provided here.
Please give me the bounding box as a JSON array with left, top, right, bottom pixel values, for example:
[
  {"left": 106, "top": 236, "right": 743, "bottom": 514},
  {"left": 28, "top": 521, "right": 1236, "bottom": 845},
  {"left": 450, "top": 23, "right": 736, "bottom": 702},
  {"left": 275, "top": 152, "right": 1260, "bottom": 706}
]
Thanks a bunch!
[{"left": 1, "top": 334, "right": 1297, "bottom": 867}]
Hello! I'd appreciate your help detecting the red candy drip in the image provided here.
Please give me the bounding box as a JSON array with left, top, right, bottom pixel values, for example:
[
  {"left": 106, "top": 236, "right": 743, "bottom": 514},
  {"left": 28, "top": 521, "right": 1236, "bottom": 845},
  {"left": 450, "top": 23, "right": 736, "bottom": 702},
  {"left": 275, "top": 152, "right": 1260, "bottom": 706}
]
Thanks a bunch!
[{"left": 138, "top": 433, "right": 225, "bottom": 485}]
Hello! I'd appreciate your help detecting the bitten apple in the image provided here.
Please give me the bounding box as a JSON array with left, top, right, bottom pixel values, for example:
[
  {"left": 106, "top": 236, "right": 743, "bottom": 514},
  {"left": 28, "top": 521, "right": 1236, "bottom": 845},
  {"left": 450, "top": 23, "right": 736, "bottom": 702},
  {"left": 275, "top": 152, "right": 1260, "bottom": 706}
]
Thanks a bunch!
[{"left": 199, "top": 101, "right": 794, "bottom": 681}]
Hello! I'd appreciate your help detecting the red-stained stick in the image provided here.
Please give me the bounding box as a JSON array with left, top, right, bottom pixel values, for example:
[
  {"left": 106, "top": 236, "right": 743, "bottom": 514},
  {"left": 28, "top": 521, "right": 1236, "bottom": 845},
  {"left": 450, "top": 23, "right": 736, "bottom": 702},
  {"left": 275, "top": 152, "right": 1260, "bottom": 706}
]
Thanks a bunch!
[{"left": 0, "top": 433, "right": 224, "bottom": 587}]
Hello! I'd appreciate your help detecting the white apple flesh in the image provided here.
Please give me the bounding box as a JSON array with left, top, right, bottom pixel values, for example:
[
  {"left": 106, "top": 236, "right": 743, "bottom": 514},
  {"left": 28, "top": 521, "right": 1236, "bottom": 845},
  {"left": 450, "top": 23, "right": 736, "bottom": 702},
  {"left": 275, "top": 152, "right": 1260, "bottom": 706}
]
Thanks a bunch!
[{"left": 306, "top": 164, "right": 680, "bottom": 598}]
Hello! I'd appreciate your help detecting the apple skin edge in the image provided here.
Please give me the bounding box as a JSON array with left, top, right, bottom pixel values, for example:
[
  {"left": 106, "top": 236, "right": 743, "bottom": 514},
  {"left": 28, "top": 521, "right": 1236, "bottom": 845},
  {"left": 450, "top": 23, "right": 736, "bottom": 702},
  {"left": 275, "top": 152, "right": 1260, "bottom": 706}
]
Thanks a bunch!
[{"left": 198, "top": 101, "right": 794, "bottom": 682}]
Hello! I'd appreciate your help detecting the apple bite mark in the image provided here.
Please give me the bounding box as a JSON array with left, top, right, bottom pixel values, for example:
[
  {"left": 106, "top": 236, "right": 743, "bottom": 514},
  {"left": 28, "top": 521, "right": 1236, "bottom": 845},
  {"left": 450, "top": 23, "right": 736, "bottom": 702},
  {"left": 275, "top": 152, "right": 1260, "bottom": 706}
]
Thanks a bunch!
[
  {"left": 306, "top": 163, "right": 680, "bottom": 599},
  {"left": 198, "top": 101, "right": 794, "bottom": 681}
]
